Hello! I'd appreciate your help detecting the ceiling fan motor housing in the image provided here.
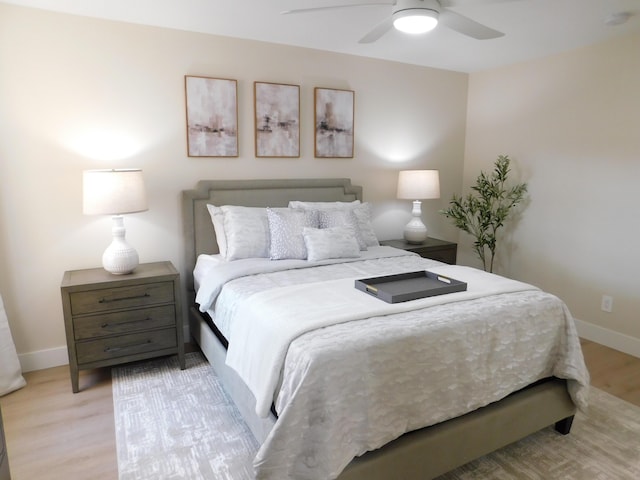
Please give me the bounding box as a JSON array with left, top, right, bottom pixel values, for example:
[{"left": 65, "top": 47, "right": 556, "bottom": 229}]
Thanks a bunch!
[
  {"left": 393, "top": 0, "right": 440, "bottom": 33},
  {"left": 393, "top": 0, "right": 441, "bottom": 16}
]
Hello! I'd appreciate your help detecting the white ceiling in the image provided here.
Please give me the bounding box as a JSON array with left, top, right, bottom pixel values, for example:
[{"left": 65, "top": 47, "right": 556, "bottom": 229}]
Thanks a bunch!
[{"left": 4, "top": 0, "right": 640, "bottom": 72}]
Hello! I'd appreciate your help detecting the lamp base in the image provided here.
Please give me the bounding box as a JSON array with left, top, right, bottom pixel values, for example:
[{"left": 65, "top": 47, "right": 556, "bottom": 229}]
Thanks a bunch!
[
  {"left": 102, "top": 216, "right": 139, "bottom": 275},
  {"left": 403, "top": 220, "right": 428, "bottom": 244},
  {"left": 403, "top": 200, "right": 428, "bottom": 244}
]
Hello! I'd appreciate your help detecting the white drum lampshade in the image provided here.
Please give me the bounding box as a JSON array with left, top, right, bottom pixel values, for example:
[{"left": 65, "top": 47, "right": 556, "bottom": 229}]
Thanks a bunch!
[
  {"left": 83, "top": 169, "right": 148, "bottom": 274},
  {"left": 397, "top": 170, "right": 440, "bottom": 244}
]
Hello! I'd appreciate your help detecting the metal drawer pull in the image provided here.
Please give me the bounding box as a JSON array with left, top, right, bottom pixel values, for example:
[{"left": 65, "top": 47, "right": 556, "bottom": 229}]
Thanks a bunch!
[
  {"left": 104, "top": 339, "right": 152, "bottom": 353},
  {"left": 101, "top": 317, "right": 152, "bottom": 328},
  {"left": 99, "top": 293, "right": 151, "bottom": 304}
]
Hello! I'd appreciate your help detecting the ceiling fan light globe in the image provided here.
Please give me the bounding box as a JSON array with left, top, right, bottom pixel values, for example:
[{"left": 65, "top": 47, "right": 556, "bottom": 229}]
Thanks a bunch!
[{"left": 393, "top": 9, "right": 438, "bottom": 34}]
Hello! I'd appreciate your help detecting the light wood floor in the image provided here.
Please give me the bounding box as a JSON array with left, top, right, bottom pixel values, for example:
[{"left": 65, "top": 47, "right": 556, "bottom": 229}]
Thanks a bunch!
[{"left": 1, "top": 339, "right": 639, "bottom": 480}]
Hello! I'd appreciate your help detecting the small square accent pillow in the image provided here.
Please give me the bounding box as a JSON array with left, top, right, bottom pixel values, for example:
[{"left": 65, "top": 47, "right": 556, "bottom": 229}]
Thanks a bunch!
[
  {"left": 302, "top": 226, "right": 361, "bottom": 262},
  {"left": 267, "top": 208, "right": 319, "bottom": 260}
]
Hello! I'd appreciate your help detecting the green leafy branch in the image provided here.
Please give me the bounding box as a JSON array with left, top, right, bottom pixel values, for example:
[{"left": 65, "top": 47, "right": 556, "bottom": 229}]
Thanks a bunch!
[{"left": 440, "top": 155, "right": 527, "bottom": 272}]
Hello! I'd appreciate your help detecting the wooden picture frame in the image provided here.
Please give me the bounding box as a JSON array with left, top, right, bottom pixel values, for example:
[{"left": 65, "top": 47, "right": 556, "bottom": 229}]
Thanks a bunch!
[
  {"left": 185, "top": 76, "right": 238, "bottom": 157},
  {"left": 254, "top": 82, "right": 300, "bottom": 158},
  {"left": 314, "top": 87, "right": 354, "bottom": 158}
]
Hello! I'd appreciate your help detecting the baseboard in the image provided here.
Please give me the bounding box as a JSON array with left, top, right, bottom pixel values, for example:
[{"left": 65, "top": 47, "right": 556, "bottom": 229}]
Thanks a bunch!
[
  {"left": 17, "top": 321, "right": 638, "bottom": 372},
  {"left": 19, "top": 346, "right": 68, "bottom": 373},
  {"left": 17, "top": 325, "right": 191, "bottom": 373},
  {"left": 575, "top": 318, "right": 640, "bottom": 359}
]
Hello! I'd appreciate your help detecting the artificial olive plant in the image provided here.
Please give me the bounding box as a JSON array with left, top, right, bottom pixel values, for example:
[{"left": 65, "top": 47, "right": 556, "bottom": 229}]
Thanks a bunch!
[{"left": 440, "top": 155, "right": 527, "bottom": 273}]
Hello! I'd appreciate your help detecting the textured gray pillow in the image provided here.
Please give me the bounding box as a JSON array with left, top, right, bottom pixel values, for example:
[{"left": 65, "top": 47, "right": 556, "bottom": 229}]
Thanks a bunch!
[
  {"left": 302, "top": 226, "right": 361, "bottom": 262},
  {"left": 318, "top": 209, "right": 367, "bottom": 250},
  {"left": 267, "top": 208, "right": 319, "bottom": 260},
  {"left": 352, "top": 203, "right": 379, "bottom": 247},
  {"left": 289, "top": 200, "right": 379, "bottom": 247}
]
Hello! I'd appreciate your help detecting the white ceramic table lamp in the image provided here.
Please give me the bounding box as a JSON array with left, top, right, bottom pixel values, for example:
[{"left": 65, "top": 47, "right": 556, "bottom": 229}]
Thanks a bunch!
[
  {"left": 397, "top": 169, "right": 440, "bottom": 244},
  {"left": 83, "top": 169, "right": 148, "bottom": 274}
]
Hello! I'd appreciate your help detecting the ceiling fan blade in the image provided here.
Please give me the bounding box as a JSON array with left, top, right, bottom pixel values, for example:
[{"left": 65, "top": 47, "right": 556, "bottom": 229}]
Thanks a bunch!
[
  {"left": 281, "top": 2, "right": 392, "bottom": 15},
  {"left": 439, "top": 9, "right": 504, "bottom": 39},
  {"left": 440, "top": 0, "right": 523, "bottom": 7},
  {"left": 358, "top": 17, "right": 394, "bottom": 43}
]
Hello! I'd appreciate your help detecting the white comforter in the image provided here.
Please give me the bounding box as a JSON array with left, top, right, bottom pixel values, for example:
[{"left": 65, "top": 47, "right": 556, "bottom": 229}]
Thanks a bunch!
[
  {"left": 227, "top": 265, "right": 540, "bottom": 419},
  {"left": 196, "top": 248, "right": 590, "bottom": 480}
]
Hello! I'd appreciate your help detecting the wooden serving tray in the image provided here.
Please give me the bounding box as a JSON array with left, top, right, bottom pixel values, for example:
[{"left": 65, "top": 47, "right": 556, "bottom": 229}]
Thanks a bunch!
[{"left": 355, "top": 270, "right": 467, "bottom": 303}]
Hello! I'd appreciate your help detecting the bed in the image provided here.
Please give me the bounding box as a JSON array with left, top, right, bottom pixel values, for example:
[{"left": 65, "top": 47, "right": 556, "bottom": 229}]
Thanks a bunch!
[{"left": 182, "top": 178, "right": 589, "bottom": 480}]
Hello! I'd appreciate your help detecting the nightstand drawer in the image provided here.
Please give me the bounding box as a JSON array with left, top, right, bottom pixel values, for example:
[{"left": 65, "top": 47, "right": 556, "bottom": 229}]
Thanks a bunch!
[
  {"left": 70, "top": 282, "right": 174, "bottom": 315},
  {"left": 418, "top": 247, "right": 456, "bottom": 265},
  {"left": 73, "top": 305, "right": 176, "bottom": 340},
  {"left": 76, "top": 328, "right": 177, "bottom": 364}
]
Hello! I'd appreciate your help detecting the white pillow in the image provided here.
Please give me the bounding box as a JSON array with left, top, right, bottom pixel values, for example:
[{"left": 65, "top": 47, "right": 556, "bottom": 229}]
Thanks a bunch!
[
  {"left": 206, "top": 204, "right": 228, "bottom": 257},
  {"left": 267, "top": 208, "right": 319, "bottom": 260},
  {"left": 318, "top": 209, "right": 367, "bottom": 250},
  {"left": 220, "top": 206, "right": 277, "bottom": 261},
  {"left": 290, "top": 200, "right": 379, "bottom": 248},
  {"left": 302, "top": 226, "right": 361, "bottom": 262}
]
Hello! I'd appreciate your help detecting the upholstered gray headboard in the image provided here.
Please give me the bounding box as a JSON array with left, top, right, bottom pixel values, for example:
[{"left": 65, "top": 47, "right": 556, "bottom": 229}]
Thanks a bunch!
[{"left": 182, "top": 178, "right": 363, "bottom": 293}]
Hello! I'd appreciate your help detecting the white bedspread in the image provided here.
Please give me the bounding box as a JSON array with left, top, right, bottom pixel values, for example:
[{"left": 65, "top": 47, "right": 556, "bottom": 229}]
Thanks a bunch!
[
  {"left": 196, "top": 249, "right": 590, "bottom": 480},
  {"left": 226, "top": 264, "right": 538, "bottom": 418}
]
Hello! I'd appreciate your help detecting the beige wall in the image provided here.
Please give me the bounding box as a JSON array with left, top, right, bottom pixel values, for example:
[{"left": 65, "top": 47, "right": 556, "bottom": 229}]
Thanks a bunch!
[
  {"left": 464, "top": 32, "right": 640, "bottom": 353},
  {"left": 0, "top": 4, "right": 467, "bottom": 369}
]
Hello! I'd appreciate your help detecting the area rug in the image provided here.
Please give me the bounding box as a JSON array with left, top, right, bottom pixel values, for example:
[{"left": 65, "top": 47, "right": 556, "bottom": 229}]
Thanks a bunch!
[{"left": 113, "top": 352, "right": 640, "bottom": 480}]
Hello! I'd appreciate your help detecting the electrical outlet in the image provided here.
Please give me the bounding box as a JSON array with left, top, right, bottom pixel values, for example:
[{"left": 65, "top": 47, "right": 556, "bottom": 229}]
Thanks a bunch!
[{"left": 601, "top": 295, "right": 613, "bottom": 313}]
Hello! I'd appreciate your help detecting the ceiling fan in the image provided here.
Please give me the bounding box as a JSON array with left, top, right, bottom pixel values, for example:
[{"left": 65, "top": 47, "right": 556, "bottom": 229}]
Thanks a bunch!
[{"left": 281, "top": 0, "right": 505, "bottom": 43}]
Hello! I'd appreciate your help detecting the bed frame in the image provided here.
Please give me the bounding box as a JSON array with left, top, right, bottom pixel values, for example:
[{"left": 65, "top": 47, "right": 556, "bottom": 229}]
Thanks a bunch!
[{"left": 182, "top": 178, "right": 576, "bottom": 479}]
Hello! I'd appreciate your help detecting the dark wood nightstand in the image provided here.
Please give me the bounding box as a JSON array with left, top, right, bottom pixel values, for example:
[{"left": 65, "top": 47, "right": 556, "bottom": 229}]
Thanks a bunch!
[
  {"left": 380, "top": 238, "right": 457, "bottom": 265},
  {"left": 61, "top": 261, "right": 185, "bottom": 393}
]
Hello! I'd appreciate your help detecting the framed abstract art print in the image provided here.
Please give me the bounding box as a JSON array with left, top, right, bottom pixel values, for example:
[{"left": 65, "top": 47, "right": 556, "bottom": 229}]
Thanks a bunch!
[
  {"left": 314, "top": 87, "right": 354, "bottom": 158},
  {"left": 185, "top": 76, "right": 238, "bottom": 157}
]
